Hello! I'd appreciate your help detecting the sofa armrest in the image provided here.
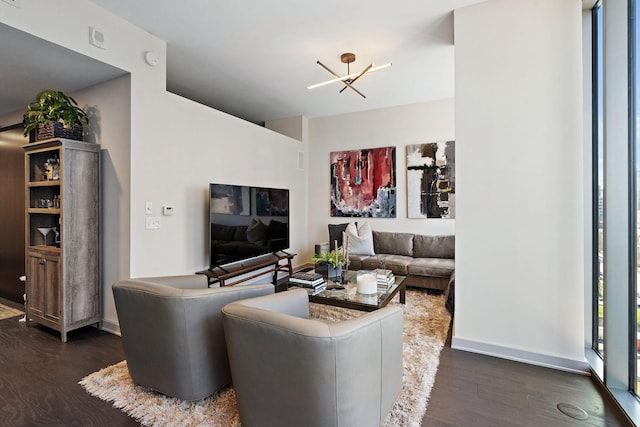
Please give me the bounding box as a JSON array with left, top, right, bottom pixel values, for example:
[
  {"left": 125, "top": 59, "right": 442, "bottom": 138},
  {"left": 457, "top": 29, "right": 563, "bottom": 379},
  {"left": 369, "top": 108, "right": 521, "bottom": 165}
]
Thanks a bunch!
[{"left": 445, "top": 271, "right": 455, "bottom": 314}]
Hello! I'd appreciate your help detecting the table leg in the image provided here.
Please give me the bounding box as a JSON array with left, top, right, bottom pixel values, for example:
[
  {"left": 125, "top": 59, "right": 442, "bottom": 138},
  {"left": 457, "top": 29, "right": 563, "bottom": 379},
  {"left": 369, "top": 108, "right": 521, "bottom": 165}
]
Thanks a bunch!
[
  {"left": 272, "top": 261, "right": 280, "bottom": 285},
  {"left": 400, "top": 285, "right": 406, "bottom": 304}
]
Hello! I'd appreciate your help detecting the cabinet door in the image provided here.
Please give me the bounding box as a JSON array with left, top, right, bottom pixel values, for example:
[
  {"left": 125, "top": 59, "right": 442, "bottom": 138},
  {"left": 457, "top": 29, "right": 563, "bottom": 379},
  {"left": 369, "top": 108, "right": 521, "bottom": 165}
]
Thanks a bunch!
[
  {"left": 25, "top": 250, "right": 61, "bottom": 322},
  {"left": 26, "top": 251, "right": 44, "bottom": 317},
  {"left": 43, "top": 253, "right": 60, "bottom": 321}
]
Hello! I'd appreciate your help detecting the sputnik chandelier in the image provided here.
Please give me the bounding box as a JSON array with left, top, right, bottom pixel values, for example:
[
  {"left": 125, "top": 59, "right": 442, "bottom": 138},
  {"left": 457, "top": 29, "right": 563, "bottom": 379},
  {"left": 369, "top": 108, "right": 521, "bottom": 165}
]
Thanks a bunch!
[{"left": 307, "top": 52, "right": 392, "bottom": 98}]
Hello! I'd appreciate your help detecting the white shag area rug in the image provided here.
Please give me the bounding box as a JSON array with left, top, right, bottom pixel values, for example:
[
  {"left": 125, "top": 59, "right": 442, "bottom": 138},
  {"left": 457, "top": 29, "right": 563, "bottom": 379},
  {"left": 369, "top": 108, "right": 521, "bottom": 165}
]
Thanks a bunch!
[{"left": 79, "top": 288, "right": 451, "bottom": 427}]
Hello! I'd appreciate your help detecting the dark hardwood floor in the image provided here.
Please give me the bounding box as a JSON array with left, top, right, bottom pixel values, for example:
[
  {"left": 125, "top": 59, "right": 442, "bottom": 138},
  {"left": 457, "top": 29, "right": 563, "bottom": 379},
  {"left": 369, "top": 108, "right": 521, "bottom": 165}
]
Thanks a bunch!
[
  {"left": 424, "top": 345, "right": 632, "bottom": 426},
  {"left": 0, "top": 299, "right": 138, "bottom": 427},
  {"left": 0, "top": 297, "right": 632, "bottom": 426}
]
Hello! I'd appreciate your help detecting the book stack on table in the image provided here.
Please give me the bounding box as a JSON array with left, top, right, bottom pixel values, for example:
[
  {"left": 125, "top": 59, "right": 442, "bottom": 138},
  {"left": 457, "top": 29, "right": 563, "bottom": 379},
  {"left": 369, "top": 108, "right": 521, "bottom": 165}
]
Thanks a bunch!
[
  {"left": 289, "top": 272, "right": 327, "bottom": 295},
  {"left": 375, "top": 269, "right": 395, "bottom": 290}
]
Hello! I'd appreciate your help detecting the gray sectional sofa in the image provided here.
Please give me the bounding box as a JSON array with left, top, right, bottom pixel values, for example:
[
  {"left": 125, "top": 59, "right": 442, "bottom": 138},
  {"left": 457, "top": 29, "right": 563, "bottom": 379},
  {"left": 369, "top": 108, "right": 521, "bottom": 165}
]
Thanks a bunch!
[{"left": 347, "top": 231, "right": 455, "bottom": 293}]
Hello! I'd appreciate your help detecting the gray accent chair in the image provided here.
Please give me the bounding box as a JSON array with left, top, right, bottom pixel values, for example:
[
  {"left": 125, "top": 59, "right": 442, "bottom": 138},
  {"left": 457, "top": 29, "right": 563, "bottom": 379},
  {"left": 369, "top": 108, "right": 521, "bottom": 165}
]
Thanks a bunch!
[
  {"left": 112, "top": 276, "right": 273, "bottom": 401},
  {"left": 222, "top": 288, "right": 403, "bottom": 427}
]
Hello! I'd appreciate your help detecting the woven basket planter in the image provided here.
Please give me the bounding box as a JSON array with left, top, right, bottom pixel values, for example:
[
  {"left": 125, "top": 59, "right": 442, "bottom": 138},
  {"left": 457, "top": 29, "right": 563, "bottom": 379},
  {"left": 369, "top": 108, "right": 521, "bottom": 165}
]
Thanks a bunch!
[{"left": 36, "top": 121, "right": 83, "bottom": 142}]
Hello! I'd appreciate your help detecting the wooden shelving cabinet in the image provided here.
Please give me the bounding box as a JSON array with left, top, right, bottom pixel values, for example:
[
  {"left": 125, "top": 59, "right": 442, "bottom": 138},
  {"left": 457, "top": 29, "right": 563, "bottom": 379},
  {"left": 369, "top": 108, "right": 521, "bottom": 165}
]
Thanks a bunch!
[{"left": 23, "top": 138, "right": 101, "bottom": 342}]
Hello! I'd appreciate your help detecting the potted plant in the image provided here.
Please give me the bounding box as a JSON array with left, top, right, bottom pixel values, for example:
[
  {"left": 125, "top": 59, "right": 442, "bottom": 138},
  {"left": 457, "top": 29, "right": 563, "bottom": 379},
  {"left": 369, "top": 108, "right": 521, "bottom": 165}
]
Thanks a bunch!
[
  {"left": 312, "top": 248, "right": 346, "bottom": 278},
  {"left": 23, "top": 89, "right": 89, "bottom": 141}
]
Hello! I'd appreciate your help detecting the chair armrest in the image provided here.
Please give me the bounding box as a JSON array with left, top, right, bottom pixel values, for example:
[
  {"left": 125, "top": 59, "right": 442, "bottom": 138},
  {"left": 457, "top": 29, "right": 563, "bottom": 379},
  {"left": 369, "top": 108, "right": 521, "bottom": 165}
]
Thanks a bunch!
[
  {"left": 227, "top": 287, "right": 309, "bottom": 319},
  {"left": 131, "top": 274, "right": 209, "bottom": 289},
  {"left": 327, "top": 305, "right": 403, "bottom": 337}
]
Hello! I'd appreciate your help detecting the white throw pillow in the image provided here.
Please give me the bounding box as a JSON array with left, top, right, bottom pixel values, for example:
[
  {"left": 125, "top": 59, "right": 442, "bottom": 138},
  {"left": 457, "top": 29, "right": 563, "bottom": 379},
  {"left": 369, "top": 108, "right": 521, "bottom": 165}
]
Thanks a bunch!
[{"left": 345, "top": 221, "right": 375, "bottom": 256}]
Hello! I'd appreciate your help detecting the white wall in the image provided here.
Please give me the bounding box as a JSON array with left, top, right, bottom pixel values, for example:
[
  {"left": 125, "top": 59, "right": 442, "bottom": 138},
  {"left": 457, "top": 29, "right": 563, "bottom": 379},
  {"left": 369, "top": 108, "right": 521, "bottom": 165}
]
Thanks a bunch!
[
  {"left": 265, "top": 115, "right": 308, "bottom": 142},
  {"left": 453, "top": 0, "right": 586, "bottom": 371},
  {"left": 306, "top": 99, "right": 456, "bottom": 263},
  {"left": 0, "top": 1, "right": 309, "bottom": 332},
  {"left": 128, "top": 91, "right": 308, "bottom": 277}
]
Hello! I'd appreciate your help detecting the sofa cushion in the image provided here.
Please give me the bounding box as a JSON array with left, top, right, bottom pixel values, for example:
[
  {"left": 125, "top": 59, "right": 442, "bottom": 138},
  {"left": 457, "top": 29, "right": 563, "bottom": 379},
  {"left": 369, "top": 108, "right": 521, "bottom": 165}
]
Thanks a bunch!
[
  {"left": 347, "top": 254, "right": 368, "bottom": 270},
  {"left": 328, "top": 223, "right": 350, "bottom": 248},
  {"left": 407, "top": 258, "right": 455, "bottom": 279},
  {"left": 373, "top": 231, "right": 414, "bottom": 257},
  {"left": 361, "top": 254, "right": 413, "bottom": 276},
  {"left": 413, "top": 235, "right": 455, "bottom": 259},
  {"left": 345, "top": 221, "right": 375, "bottom": 256}
]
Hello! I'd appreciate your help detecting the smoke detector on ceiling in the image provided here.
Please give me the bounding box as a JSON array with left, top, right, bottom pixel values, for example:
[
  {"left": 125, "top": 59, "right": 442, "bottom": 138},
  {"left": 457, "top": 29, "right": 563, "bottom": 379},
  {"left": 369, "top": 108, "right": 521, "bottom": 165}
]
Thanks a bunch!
[{"left": 144, "top": 51, "right": 159, "bottom": 67}]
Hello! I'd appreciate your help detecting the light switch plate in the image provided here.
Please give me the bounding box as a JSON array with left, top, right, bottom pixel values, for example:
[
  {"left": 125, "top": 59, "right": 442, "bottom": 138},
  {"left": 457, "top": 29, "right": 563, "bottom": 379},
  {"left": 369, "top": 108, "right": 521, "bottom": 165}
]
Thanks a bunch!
[{"left": 145, "top": 217, "right": 161, "bottom": 230}]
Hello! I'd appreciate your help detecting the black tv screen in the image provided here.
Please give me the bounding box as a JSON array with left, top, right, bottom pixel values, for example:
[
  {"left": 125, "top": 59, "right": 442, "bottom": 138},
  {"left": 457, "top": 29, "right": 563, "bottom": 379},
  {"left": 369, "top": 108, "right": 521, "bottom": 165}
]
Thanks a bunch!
[{"left": 209, "top": 183, "right": 290, "bottom": 269}]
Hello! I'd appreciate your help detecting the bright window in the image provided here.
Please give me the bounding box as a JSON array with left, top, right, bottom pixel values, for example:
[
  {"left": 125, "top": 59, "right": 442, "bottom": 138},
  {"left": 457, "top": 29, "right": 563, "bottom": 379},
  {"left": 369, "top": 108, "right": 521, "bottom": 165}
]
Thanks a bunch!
[{"left": 593, "top": 2, "right": 605, "bottom": 358}]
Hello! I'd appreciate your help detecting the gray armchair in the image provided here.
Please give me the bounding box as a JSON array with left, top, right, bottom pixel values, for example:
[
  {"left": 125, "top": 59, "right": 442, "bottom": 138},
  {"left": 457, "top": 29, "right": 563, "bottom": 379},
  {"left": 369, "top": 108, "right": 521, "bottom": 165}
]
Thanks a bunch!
[
  {"left": 112, "top": 276, "right": 273, "bottom": 401},
  {"left": 222, "top": 288, "right": 403, "bottom": 427}
]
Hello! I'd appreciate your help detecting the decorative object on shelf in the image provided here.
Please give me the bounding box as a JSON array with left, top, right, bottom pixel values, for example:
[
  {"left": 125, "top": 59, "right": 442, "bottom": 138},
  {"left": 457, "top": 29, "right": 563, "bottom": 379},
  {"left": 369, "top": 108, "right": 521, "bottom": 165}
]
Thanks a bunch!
[
  {"left": 406, "top": 141, "right": 456, "bottom": 219},
  {"left": 307, "top": 52, "right": 392, "bottom": 98},
  {"left": 37, "top": 199, "right": 52, "bottom": 209},
  {"left": 330, "top": 146, "right": 396, "bottom": 217},
  {"left": 36, "top": 227, "right": 52, "bottom": 246},
  {"left": 52, "top": 227, "right": 60, "bottom": 248},
  {"left": 43, "top": 155, "right": 60, "bottom": 180},
  {"left": 23, "top": 90, "right": 89, "bottom": 142},
  {"left": 356, "top": 270, "right": 378, "bottom": 295}
]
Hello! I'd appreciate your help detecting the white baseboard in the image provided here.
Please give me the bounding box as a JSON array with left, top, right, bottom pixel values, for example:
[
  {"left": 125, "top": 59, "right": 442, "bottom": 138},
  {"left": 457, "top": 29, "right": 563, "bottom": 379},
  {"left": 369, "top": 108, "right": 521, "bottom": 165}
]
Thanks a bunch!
[
  {"left": 100, "top": 319, "right": 121, "bottom": 336},
  {"left": 452, "top": 337, "right": 590, "bottom": 375}
]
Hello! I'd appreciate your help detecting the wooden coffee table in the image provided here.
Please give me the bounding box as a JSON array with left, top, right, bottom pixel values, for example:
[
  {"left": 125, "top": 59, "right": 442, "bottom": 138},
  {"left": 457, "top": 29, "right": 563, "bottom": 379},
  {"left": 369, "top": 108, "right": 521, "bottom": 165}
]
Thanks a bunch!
[{"left": 292, "top": 270, "right": 406, "bottom": 312}]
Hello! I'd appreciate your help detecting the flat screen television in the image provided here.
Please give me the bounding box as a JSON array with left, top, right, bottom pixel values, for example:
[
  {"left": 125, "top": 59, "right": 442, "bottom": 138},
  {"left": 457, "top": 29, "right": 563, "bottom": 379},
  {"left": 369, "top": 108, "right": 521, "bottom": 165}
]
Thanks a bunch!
[{"left": 209, "top": 183, "right": 290, "bottom": 269}]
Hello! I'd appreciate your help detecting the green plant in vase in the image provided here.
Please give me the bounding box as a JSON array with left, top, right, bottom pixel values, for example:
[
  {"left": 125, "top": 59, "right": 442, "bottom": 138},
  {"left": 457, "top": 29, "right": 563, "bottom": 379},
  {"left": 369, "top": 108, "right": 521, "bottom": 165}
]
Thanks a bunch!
[
  {"left": 23, "top": 89, "right": 89, "bottom": 141},
  {"left": 312, "top": 248, "right": 345, "bottom": 278},
  {"left": 312, "top": 249, "right": 345, "bottom": 268}
]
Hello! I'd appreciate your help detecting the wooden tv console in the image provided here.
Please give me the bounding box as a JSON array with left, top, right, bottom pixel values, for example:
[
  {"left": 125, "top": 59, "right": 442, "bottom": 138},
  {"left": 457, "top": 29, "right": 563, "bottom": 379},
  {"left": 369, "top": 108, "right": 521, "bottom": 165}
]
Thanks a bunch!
[{"left": 196, "top": 251, "right": 295, "bottom": 288}]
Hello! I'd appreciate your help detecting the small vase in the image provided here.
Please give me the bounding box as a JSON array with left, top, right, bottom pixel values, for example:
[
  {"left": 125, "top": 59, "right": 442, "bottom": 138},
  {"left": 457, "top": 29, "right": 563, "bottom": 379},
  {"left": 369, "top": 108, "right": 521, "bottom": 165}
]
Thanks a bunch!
[{"left": 327, "top": 265, "right": 343, "bottom": 279}]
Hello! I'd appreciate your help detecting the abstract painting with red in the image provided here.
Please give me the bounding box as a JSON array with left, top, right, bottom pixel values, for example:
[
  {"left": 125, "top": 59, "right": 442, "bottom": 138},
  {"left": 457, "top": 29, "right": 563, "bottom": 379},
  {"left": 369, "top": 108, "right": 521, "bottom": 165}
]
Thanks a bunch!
[{"left": 330, "top": 146, "right": 396, "bottom": 217}]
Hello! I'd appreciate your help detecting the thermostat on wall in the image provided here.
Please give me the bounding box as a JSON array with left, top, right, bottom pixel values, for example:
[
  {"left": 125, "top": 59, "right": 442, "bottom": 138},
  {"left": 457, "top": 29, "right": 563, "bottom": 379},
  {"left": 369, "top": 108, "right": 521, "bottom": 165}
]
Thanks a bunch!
[
  {"left": 162, "top": 206, "right": 174, "bottom": 216},
  {"left": 89, "top": 27, "right": 106, "bottom": 49}
]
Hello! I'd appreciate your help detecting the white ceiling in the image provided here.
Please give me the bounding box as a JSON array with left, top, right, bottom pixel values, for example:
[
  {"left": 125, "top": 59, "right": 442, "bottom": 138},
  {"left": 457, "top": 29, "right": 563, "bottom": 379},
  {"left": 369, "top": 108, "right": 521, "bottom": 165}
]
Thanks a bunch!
[
  {"left": 91, "top": 0, "right": 484, "bottom": 124},
  {"left": 1, "top": 1, "right": 485, "bottom": 126}
]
